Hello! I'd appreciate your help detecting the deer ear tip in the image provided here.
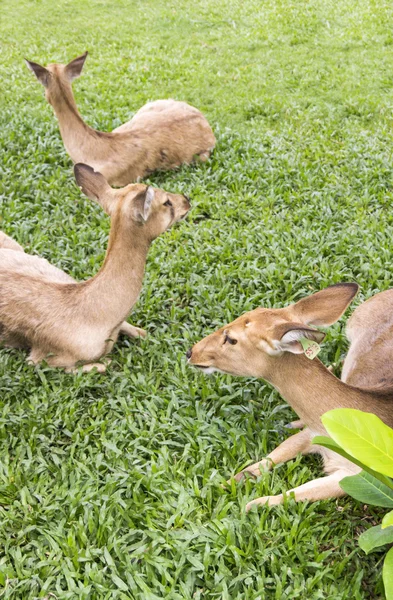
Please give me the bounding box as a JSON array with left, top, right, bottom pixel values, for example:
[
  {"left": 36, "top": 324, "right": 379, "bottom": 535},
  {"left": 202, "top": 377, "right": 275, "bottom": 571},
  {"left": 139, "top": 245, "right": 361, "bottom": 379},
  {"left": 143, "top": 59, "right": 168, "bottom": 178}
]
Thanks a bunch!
[
  {"left": 348, "top": 283, "right": 359, "bottom": 299},
  {"left": 330, "top": 282, "right": 359, "bottom": 292},
  {"left": 74, "top": 163, "right": 94, "bottom": 174},
  {"left": 341, "top": 282, "right": 360, "bottom": 299}
]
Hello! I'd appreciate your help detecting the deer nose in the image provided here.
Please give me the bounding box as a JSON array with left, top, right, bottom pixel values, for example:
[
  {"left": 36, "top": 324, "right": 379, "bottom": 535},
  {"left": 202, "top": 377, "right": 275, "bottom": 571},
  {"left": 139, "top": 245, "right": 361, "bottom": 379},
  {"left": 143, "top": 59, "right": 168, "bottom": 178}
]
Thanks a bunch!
[{"left": 186, "top": 349, "right": 192, "bottom": 360}]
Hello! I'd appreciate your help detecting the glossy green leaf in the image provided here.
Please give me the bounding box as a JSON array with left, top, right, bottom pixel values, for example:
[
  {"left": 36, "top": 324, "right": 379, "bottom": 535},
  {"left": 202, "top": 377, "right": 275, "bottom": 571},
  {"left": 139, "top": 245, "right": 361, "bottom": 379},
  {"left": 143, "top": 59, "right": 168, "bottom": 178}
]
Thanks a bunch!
[
  {"left": 313, "top": 436, "right": 393, "bottom": 491},
  {"left": 313, "top": 435, "right": 368, "bottom": 470},
  {"left": 358, "top": 525, "right": 393, "bottom": 555},
  {"left": 321, "top": 409, "right": 393, "bottom": 479},
  {"left": 340, "top": 472, "right": 393, "bottom": 508},
  {"left": 383, "top": 547, "right": 393, "bottom": 600},
  {"left": 382, "top": 510, "right": 393, "bottom": 530}
]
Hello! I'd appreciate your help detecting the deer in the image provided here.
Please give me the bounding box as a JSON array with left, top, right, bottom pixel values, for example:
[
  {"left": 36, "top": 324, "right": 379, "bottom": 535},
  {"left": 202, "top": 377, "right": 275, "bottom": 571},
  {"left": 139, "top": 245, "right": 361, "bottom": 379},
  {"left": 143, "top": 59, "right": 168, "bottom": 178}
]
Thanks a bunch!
[
  {"left": 25, "top": 52, "right": 216, "bottom": 187},
  {"left": 0, "top": 164, "right": 190, "bottom": 372},
  {"left": 187, "top": 283, "right": 393, "bottom": 509}
]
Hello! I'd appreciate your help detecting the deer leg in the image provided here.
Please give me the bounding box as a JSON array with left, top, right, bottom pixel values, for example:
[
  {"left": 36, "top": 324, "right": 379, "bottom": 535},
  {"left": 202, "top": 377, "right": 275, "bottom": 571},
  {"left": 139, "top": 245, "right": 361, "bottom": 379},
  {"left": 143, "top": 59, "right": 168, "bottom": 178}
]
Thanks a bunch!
[
  {"left": 28, "top": 349, "right": 76, "bottom": 369},
  {"left": 230, "top": 428, "right": 313, "bottom": 483},
  {"left": 28, "top": 348, "right": 110, "bottom": 373},
  {"left": 27, "top": 347, "right": 49, "bottom": 365},
  {"left": 197, "top": 150, "right": 211, "bottom": 162},
  {"left": 119, "top": 322, "right": 146, "bottom": 339},
  {"left": 65, "top": 361, "right": 110, "bottom": 374},
  {"left": 246, "top": 468, "right": 350, "bottom": 510}
]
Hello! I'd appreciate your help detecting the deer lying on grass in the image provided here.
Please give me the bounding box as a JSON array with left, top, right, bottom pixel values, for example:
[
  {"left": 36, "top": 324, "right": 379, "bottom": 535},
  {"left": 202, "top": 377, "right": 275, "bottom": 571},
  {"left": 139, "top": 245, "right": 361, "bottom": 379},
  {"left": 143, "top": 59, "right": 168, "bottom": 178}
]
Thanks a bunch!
[
  {"left": 25, "top": 52, "right": 216, "bottom": 186},
  {"left": 0, "top": 229, "right": 147, "bottom": 344},
  {"left": 0, "top": 164, "right": 190, "bottom": 372},
  {"left": 187, "top": 283, "right": 393, "bottom": 508}
]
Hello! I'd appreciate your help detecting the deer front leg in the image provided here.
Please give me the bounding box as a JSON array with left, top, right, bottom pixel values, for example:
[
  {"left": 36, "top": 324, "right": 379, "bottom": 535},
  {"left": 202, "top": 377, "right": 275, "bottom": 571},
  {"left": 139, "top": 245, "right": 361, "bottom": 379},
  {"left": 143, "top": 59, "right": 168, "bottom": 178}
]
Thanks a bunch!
[
  {"left": 65, "top": 360, "right": 110, "bottom": 374},
  {"left": 119, "top": 322, "right": 146, "bottom": 339},
  {"left": 230, "top": 428, "right": 313, "bottom": 483},
  {"left": 28, "top": 348, "right": 110, "bottom": 374},
  {"left": 246, "top": 468, "right": 350, "bottom": 510}
]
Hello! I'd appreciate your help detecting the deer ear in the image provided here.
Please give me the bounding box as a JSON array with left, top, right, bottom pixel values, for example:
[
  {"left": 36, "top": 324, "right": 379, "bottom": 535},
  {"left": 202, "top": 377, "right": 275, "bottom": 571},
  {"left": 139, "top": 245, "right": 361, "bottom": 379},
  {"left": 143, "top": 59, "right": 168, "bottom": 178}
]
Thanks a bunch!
[
  {"left": 65, "top": 51, "right": 88, "bottom": 82},
  {"left": 25, "top": 59, "right": 51, "bottom": 87},
  {"left": 290, "top": 283, "right": 359, "bottom": 327},
  {"left": 272, "top": 323, "right": 325, "bottom": 355},
  {"left": 133, "top": 186, "right": 155, "bottom": 222},
  {"left": 143, "top": 186, "right": 155, "bottom": 220},
  {"left": 74, "top": 163, "right": 116, "bottom": 215}
]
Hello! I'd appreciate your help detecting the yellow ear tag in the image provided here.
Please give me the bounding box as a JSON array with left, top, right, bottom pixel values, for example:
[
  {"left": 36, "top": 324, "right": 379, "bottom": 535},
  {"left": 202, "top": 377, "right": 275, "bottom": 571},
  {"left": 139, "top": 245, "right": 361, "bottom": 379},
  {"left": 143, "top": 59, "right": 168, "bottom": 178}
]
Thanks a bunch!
[{"left": 300, "top": 338, "right": 321, "bottom": 360}]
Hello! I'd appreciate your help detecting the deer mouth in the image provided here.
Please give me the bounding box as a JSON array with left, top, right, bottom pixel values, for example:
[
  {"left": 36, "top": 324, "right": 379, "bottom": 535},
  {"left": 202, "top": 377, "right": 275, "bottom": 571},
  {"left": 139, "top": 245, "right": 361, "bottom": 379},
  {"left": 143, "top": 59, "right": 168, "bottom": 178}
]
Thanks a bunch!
[
  {"left": 192, "top": 364, "right": 219, "bottom": 374},
  {"left": 179, "top": 208, "right": 190, "bottom": 220}
]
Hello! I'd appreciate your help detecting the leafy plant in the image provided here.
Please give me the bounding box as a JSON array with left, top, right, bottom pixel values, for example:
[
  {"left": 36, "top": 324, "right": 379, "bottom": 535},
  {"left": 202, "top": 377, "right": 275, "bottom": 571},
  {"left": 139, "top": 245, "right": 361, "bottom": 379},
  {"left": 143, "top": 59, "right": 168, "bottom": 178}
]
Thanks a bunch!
[{"left": 314, "top": 409, "right": 393, "bottom": 599}]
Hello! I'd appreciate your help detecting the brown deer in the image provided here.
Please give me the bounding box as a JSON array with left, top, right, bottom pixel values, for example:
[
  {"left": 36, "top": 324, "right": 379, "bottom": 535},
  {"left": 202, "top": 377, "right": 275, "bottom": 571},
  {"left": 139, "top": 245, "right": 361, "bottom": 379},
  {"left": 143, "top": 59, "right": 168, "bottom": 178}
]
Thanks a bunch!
[
  {"left": 0, "top": 229, "right": 147, "bottom": 343},
  {"left": 0, "top": 164, "right": 190, "bottom": 372},
  {"left": 25, "top": 52, "right": 216, "bottom": 186},
  {"left": 187, "top": 283, "right": 393, "bottom": 509}
]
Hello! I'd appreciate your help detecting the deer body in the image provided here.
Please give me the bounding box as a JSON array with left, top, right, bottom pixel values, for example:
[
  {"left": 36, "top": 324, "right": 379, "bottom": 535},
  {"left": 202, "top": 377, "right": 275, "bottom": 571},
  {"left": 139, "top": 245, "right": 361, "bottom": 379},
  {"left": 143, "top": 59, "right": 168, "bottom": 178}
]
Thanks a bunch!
[
  {"left": 342, "top": 289, "right": 393, "bottom": 389},
  {"left": 0, "top": 232, "right": 25, "bottom": 253},
  {"left": 0, "top": 165, "right": 190, "bottom": 371},
  {"left": 188, "top": 284, "right": 393, "bottom": 508},
  {"left": 25, "top": 53, "right": 216, "bottom": 187}
]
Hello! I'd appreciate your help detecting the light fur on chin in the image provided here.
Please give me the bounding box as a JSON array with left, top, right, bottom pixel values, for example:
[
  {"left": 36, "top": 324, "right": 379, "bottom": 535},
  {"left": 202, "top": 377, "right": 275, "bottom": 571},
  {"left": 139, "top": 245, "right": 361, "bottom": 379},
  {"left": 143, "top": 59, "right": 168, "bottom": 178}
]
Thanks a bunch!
[{"left": 197, "top": 366, "right": 221, "bottom": 374}]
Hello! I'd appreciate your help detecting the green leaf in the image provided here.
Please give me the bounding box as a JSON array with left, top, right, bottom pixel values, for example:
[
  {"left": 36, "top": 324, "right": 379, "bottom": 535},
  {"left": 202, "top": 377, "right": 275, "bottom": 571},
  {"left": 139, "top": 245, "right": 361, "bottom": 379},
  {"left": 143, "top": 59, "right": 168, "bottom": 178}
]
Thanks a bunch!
[
  {"left": 358, "top": 525, "right": 393, "bottom": 555},
  {"left": 321, "top": 409, "right": 393, "bottom": 479},
  {"left": 313, "top": 435, "right": 367, "bottom": 470},
  {"left": 313, "top": 436, "right": 393, "bottom": 491},
  {"left": 111, "top": 574, "right": 129, "bottom": 592},
  {"left": 383, "top": 547, "right": 393, "bottom": 600},
  {"left": 340, "top": 471, "right": 393, "bottom": 507},
  {"left": 382, "top": 510, "right": 393, "bottom": 530}
]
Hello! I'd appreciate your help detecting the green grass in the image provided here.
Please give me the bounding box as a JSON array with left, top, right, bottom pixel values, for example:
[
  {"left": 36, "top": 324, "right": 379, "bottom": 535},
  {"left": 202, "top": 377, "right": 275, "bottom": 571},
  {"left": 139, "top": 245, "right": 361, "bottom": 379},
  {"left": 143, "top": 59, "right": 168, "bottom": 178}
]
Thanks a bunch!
[{"left": 1, "top": 0, "right": 393, "bottom": 597}]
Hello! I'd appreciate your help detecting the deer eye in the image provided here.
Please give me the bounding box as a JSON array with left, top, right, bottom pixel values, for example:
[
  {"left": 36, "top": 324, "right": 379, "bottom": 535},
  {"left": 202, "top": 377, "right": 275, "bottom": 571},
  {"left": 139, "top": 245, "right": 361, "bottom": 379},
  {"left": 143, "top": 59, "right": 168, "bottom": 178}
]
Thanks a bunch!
[
  {"left": 223, "top": 332, "right": 238, "bottom": 345},
  {"left": 164, "top": 199, "right": 173, "bottom": 207}
]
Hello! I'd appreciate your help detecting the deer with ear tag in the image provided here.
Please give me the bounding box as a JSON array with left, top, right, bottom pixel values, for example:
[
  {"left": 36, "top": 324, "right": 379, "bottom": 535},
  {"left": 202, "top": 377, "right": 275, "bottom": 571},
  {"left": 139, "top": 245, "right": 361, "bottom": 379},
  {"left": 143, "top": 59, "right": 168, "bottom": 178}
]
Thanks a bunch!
[
  {"left": 0, "top": 164, "right": 190, "bottom": 372},
  {"left": 188, "top": 283, "right": 393, "bottom": 508},
  {"left": 25, "top": 52, "right": 216, "bottom": 186}
]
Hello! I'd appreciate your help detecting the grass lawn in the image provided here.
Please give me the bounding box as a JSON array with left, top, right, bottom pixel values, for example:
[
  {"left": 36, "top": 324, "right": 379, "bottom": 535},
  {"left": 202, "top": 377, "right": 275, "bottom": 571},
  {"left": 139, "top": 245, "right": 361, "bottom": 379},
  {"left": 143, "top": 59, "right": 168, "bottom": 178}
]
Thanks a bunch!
[{"left": 1, "top": 0, "right": 393, "bottom": 597}]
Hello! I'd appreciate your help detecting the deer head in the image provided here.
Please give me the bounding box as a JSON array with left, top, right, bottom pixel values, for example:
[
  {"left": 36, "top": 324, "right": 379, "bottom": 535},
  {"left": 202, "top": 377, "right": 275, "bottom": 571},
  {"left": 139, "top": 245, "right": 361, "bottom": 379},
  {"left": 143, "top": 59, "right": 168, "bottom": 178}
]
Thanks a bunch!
[
  {"left": 187, "top": 284, "right": 359, "bottom": 378},
  {"left": 25, "top": 52, "right": 88, "bottom": 104},
  {"left": 74, "top": 163, "right": 191, "bottom": 240}
]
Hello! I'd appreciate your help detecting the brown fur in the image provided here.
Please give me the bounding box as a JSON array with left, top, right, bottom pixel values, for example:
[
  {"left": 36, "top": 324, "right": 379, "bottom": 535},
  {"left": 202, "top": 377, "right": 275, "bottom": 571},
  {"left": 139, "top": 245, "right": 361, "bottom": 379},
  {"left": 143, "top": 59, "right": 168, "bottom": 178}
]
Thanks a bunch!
[
  {"left": 0, "top": 232, "right": 24, "bottom": 252},
  {"left": 25, "top": 52, "right": 216, "bottom": 186},
  {"left": 188, "top": 283, "right": 393, "bottom": 507},
  {"left": 0, "top": 165, "right": 190, "bottom": 372}
]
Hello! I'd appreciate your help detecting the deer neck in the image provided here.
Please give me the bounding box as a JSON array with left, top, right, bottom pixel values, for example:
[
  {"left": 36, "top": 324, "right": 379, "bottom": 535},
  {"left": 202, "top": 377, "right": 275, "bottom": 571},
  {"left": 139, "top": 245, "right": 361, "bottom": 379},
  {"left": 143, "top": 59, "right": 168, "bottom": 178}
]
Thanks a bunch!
[
  {"left": 264, "top": 353, "right": 378, "bottom": 433},
  {"left": 84, "top": 216, "right": 150, "bottom": 327},
  {"left": 48, "top": 79, "right": 103, "bottom": 162}
]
